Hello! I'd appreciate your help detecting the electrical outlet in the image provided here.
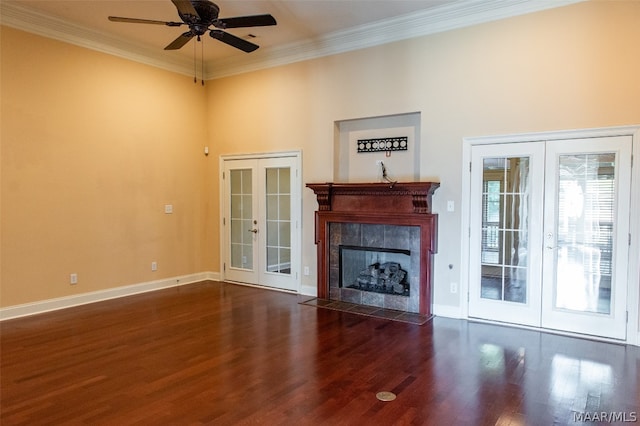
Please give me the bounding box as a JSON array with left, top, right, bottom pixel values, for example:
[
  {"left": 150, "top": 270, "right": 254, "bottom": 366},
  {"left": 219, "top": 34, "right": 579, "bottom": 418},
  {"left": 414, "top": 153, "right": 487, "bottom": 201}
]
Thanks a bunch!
[
  {"left": 70, "top": 273, "right": 78, "bottom": 285},
  {"left": 164, "top": 204, "right": 173, "bottom": 214},
  {"left": 450, "top": 282, "right": 458, "bottom": 293},
  {"left": 151, "top": 261, "right": 157, "bottom": 271}
]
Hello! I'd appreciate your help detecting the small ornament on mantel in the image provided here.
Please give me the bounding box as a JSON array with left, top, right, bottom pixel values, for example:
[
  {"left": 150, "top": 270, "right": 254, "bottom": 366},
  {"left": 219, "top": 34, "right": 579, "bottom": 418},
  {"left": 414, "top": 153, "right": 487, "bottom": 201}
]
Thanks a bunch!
[{"left": 378, "top": 161, "right": 397, "bottom": 188}]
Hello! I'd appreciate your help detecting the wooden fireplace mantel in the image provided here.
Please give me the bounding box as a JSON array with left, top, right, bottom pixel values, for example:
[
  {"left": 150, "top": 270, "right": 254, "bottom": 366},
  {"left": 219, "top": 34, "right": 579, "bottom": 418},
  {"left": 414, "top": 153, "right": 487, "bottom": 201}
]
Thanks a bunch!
[
  {"left": 306, "top": 182, "right": 439, "bottom": 317},
  {"left": 305, "top": 182, "right": 439, "bottom": 214}
]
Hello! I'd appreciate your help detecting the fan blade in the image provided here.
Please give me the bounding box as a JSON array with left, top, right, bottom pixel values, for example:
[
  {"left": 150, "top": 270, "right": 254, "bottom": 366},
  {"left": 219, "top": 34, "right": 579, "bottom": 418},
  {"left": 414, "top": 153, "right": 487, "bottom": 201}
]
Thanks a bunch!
[
  {"left": 216, "top": 14, "right": 277, "bottom": 29},
  {"left": 165, "top": 32, "right": 194, "bottom": 50},
  {"left": 171, "top": 0, "right": 200, "bottom": 19},
  {"left": 210, "top": 30, "right": 259, "bottom": 53},
  {"left": 108, "top": 16, "right": 183, "bottom": 27}
]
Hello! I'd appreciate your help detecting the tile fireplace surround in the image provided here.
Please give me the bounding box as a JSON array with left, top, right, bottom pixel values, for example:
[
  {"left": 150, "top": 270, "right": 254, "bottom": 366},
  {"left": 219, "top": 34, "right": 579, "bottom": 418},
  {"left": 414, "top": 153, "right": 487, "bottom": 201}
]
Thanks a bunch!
[{"left": 307, "top": 182, "right": 439, "bottom": 317}]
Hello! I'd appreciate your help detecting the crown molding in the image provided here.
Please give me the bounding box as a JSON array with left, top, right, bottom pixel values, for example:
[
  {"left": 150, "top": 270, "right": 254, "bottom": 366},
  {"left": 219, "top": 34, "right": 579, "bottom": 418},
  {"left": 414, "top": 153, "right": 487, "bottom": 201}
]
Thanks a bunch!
[
  {"left": 206, "top": 0, "right": 584, "bottom": 79},
  {"left": 1, "top": 0, "right": 583, "bottom": 81}
]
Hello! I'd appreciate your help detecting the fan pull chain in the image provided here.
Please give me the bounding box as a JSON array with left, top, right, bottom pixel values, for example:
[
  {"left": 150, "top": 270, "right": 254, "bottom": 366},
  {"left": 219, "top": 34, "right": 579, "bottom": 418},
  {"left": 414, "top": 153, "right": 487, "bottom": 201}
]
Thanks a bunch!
[
  {"left": 201, "top": 38, "right": 205, "bottom": 86},
  {"left": 193, "top": 38, "right": 197, "bottom": 84}
]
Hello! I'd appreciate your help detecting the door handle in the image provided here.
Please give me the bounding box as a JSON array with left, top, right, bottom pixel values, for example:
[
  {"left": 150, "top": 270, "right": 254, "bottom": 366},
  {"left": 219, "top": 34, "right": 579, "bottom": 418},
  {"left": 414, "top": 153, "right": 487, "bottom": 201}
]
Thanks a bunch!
[{"left": 248, "top": 228, "right": 258, "bottom": 234}]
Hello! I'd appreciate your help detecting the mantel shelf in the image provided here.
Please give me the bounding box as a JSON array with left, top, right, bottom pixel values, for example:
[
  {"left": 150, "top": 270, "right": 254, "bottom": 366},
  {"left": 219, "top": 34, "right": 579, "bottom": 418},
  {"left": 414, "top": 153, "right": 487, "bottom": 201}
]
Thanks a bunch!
[{"left": 306, "top": 181, "right": 440, "bottom": 214}]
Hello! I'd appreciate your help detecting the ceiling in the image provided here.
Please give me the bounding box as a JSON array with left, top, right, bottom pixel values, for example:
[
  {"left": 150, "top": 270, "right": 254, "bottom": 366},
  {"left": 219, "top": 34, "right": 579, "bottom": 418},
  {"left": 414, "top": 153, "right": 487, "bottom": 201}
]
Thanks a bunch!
[{"left": 1, "top": 0, "right": 581, "bottom": 79}]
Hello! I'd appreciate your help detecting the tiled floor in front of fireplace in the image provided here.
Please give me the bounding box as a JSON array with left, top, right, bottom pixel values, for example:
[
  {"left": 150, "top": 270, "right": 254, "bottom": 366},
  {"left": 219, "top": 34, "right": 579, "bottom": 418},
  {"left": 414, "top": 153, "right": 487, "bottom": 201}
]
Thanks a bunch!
[{"left": 298, "top": 297, "right": 432, "bottom": 325}]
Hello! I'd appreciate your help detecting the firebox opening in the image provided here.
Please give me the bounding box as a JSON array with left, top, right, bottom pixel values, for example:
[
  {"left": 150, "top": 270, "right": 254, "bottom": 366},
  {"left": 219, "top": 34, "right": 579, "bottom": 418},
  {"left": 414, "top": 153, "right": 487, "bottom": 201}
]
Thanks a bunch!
[{"left": 339, "top": 245, "right": 411, "bottom": 296}]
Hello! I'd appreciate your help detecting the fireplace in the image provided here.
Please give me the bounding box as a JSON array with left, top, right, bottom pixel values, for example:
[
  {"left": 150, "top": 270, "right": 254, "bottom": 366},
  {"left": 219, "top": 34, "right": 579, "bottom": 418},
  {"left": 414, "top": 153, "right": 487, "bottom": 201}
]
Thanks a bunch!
[
  {"left": 339, "top": 245, "right": 411, "bottom": 295},
  {"left": 307, "top": 182, "right": 439, "bottom": 317},
  {"left": 334, "top": 225, "right": 420, "bottom": 312}
]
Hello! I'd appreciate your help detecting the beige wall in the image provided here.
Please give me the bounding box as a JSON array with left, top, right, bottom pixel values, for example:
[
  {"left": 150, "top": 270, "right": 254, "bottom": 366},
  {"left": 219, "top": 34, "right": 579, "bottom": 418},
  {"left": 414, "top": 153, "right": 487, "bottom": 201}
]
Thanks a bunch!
[
  {"left": 2, "top": 1, "right": 639, "bottom": 313},
  {"left": 205, "top": 1, "right": 640, "bottom": 307},
  {"left": 1, "top": 27, "right": 211, "bottom": 306}
]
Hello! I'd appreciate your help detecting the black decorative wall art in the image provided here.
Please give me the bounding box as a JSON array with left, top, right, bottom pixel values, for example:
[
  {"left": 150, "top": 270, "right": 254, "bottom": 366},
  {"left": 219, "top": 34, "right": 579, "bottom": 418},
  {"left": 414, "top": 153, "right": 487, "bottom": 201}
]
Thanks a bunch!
[{"left": 357, "top": 136, "right": 408, "bottom": 153}]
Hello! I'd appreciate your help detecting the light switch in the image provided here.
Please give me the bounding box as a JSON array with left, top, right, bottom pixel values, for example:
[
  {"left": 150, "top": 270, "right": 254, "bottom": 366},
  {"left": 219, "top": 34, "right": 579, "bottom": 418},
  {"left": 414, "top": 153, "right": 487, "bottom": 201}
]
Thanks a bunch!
[{"left": 447, "top": 200, "right": 455, "bottom": 212}]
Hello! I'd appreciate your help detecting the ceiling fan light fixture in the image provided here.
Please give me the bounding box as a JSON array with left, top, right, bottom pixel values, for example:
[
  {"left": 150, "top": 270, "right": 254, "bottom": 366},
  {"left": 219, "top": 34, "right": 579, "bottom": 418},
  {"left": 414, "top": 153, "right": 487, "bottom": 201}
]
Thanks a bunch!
[{"left": 108, "top": 0, "right": 276, "bottom": 53}]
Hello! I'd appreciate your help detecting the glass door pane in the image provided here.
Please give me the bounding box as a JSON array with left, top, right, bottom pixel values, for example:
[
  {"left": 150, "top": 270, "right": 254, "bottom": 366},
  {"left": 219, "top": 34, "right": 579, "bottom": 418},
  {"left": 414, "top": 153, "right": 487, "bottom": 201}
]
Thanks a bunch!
[
  {"left": 480, "top": 157, "right": 530, "bottom": 304},
  {"left": 230, "top": 169, "right": 254, "bottom": 270},
  {"left": 554, "top": 153, "right": 615, "bottom": 314},
  {"left": 265, "top": 167, "right": 291, "bottom": 275}
]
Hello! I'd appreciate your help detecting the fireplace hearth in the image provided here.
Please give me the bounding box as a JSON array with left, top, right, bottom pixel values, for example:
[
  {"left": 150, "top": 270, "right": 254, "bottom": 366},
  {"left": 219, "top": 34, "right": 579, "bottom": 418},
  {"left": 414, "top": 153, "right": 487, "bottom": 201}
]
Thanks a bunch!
[{"left": 307, "top": 182, "right": 439, "bottom": 317}]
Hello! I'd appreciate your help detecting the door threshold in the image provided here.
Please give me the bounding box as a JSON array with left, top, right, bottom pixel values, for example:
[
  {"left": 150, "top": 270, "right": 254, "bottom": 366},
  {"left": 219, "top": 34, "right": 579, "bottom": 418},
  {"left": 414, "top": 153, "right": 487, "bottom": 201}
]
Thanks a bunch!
[
  {"left": 468, "top": 317, "right": 627, "bottom": 345},
  {"left": 224, "top": 280, "right": 298, "bottom": 294}
]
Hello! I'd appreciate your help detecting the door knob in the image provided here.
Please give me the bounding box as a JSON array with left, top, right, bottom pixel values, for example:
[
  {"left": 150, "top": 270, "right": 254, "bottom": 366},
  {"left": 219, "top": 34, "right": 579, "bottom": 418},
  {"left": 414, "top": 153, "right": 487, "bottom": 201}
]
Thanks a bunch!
[{"left": 248, "top": 228, "right": 258, "bottom": 234}]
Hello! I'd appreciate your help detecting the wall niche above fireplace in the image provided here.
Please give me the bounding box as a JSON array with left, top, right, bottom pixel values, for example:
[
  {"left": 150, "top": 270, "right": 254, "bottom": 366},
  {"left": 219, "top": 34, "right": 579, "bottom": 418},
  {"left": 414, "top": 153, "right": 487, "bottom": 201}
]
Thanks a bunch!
[
  {"left": 307, "top": 182, "right": 439, "bottom": 317},
  {"left": 334, "top": 112, "right": 420, "bottom": 183}
]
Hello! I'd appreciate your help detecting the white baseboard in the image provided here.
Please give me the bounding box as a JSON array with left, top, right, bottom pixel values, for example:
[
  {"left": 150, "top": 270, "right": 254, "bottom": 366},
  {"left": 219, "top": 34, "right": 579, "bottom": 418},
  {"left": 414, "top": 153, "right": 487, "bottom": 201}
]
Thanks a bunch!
[
  {"left": 0, "top": 271, "right": 220, "bottom": 321},
  {"left": 298, "top": 285, "right": 317, "bottom": 297},
  {"left": 432, "top": 303, "right": 464, "bottom": 319}
]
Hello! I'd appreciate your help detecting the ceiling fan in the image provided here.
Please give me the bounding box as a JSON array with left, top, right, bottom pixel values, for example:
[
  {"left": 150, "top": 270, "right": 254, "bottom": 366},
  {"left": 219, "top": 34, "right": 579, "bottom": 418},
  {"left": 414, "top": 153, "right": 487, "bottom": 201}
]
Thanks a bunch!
[{"left": 108, "top": 0, "right": 277, "bottom": 52}]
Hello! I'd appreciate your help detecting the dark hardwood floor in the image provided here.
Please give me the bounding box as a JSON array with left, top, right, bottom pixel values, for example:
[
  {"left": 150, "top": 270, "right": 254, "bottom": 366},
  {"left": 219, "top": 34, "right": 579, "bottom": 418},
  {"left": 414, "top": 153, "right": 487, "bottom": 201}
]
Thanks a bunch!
[{"left": 1, "top": 281, "right": 638, "bottom": 425}]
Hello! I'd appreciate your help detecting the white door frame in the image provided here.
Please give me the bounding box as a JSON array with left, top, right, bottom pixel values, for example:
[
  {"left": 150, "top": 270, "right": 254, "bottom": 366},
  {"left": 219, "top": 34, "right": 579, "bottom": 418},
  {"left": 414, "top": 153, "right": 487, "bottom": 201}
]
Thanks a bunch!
[
  {"left": 219, "top": 150, "right": 302, "bottom": 293},
  {"left": 461, "top": 125, "right": 640, "bottom": 345}
]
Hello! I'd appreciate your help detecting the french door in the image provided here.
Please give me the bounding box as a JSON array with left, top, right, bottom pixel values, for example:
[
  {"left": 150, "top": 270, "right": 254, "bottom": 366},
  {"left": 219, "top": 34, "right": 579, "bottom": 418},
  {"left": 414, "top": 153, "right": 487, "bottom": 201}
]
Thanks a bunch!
[
  {"left": 469, "top": 136, "right": 632, "bottom": 339},
  {"left": 469, "top": 142, "right": 545, "bottom": 327},
  {"left": 222, "top": 154, "right": 300, "bottom": 292}
]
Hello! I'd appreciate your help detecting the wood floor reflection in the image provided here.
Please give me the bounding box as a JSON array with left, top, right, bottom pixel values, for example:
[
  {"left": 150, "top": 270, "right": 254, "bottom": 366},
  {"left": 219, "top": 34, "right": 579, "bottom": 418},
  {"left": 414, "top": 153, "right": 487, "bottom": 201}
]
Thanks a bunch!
[{"left": 1, "top": 281, "right": 638, "bottom": 425}]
